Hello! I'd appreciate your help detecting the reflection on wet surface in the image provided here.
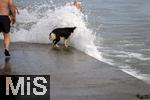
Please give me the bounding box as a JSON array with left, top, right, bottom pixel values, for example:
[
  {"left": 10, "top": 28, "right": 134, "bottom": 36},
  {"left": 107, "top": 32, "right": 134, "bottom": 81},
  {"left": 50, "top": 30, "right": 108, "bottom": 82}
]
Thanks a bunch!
[
  {"left": 0, "top": 58, "right": 17, "bottom": 100},
  {"left": 0, "top": 57, "right": 12, "bottom": 75},
  {"left": 3, "top": 57, "right": 11, "bottom": 75}
]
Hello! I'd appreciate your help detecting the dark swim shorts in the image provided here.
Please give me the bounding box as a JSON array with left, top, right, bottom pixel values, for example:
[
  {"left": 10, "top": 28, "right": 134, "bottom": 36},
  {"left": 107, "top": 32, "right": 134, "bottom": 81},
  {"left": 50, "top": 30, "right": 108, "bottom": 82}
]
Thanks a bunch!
[{"left": 0, "top": 16, "right": 11, "bottom": 33}]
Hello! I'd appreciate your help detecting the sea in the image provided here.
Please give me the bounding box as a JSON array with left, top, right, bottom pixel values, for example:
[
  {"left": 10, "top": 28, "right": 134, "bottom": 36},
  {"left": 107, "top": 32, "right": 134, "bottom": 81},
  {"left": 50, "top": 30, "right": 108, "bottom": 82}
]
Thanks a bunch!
[{"left": 1, "top": 0, "right": 150, "bottom": 84}]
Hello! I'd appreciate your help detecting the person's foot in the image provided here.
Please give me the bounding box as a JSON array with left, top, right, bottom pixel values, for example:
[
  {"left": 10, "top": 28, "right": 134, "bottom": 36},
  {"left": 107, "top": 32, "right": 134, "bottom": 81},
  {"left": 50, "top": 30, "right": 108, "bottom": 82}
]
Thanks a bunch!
[{"left": 4, "top": 49, "right": 10, "bottom": 57}]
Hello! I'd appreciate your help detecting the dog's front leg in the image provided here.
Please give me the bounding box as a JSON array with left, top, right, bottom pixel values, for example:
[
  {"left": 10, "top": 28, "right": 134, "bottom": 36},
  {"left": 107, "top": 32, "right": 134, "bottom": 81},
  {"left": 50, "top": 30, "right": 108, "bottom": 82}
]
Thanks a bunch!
[{"left": 53, "top": 38, "right": 60, "bottom": 48}]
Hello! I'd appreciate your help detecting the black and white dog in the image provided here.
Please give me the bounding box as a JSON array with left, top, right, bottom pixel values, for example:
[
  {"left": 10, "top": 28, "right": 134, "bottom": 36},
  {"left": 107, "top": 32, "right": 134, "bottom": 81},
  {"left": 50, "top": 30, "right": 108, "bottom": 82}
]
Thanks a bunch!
[{"left": 49, "top": 27, "right": 76, "bottom": 48}]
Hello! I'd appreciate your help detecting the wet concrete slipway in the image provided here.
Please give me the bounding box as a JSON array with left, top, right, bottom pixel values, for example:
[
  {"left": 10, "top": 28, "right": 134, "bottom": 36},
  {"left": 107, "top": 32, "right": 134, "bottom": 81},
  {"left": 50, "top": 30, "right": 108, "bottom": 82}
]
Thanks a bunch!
[{"left": 0, "top": 42, "right": 150, "bottom": 100}]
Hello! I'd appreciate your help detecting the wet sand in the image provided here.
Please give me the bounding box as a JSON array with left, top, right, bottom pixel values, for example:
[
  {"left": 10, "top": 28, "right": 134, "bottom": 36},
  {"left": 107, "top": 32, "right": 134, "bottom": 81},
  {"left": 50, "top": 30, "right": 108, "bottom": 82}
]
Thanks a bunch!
[{"left": 0, "top": 42, "right": 150, "bottom": 100}]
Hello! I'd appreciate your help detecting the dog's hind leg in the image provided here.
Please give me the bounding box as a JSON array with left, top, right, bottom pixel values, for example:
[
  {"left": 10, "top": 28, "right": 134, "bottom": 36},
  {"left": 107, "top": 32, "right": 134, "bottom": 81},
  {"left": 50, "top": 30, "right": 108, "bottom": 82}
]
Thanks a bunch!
[{"left": 64, "top": 39, "right": 69, "bottom": 48}]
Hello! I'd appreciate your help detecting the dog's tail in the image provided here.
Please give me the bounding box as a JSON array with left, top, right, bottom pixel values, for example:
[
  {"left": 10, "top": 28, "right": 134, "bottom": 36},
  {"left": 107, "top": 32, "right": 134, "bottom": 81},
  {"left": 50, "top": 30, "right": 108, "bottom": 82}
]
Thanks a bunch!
[
  {"left": 72, "top": 27, "right": 77, "bottom": 32},
  {"left": 49, "top": 33, "right": 56, "bottom": 41},
  {"left": 73, "top": 27, "right": 77, "bottom": 30}
]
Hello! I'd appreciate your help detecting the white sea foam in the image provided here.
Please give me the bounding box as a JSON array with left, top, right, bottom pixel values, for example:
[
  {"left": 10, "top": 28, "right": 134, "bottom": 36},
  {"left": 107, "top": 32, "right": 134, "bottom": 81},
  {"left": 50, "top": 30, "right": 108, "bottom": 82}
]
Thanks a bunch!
[
  {"left": 109, "top": 50, "right": 150, "bottom": 61},
  {"left": 121, "top": 66, "right": 150, "bottom": 84},
  {"left": 100, "top": 58, "right": 150, "bottom": 84}
]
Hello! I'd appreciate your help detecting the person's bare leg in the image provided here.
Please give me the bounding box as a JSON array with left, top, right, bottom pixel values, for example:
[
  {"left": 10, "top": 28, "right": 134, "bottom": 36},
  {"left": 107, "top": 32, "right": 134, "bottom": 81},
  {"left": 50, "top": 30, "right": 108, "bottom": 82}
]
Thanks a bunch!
[
  {"left": 3, "top": 33, "right": 10, "bottom": 50},
  {"left": 3, "top": 33, "right": 11, "bottom": 56}
]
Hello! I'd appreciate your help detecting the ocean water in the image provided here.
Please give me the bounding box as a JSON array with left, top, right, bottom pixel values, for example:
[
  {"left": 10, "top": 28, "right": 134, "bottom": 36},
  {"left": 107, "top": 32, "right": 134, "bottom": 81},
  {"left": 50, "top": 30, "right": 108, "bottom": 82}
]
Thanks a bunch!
[
  {"left": 85, "top": 0, "right": 150, "bottom": 83},
  {"left": 0, "top": 0, "right": 150, "bottom": 84}
]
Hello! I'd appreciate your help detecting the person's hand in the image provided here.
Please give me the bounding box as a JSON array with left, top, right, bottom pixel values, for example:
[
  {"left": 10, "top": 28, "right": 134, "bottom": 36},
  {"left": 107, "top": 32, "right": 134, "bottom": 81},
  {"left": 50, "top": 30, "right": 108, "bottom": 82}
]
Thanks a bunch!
[{"left": 11, "top": 16, "right": 16, "bottom": 25}]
